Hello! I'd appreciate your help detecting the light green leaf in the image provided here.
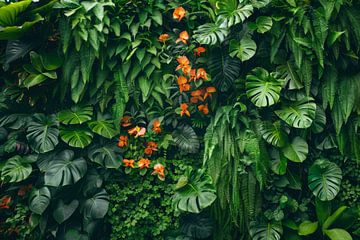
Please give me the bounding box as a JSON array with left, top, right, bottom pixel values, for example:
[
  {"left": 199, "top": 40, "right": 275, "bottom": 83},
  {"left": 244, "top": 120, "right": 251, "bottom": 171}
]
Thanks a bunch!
[
  {"left": 256, "top": 16, "right": 273, "bottom": 33},
  {"left": 88, "top": 120, "right": 117, "bottom": 139},
  {"left": 324, "top": 229, "right": 352, "bottom": 240},
  {"left": 60, "top": 127, "right": 93, "bottom": 148},
  {"left": 298, "top": 221, "right": 318, "bottom": 236},
  {"left": 229, "top": 37, "right": 257, "bottom": 62},
  {"left": 281, "top": 137, "right": 308, "bottom": 163},
  {"left": 1, "top": 156, "right": 32, "bottom": 183},
  {"left": 58, "top": 105, "right": 93, "bottom": 125}
]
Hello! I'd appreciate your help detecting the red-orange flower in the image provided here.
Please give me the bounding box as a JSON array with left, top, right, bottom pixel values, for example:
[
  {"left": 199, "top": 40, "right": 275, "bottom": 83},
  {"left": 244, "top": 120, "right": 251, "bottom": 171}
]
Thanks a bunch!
[
  {"left": 18, "top": 184, "right": 32, "bottom": 197},
  {"left": 152, "top": 119, "right": 161, "bottom": 134},
  {"left": 180, "top": 103, "right": 190, "bottom": 117},
  {"left": 152, "top": 163, "right": 165, "bottom": 180},
  {"left": 138, "top": 158, "right": 151, "bottom": 169},
  {"left": 0, "top": 196, "right": 11, "bottom": 209},
  {"left": 128, "top": 126, "right": 146, "bottom": 138},
  {"left": 196, "top": 68, "right": 208, "bottom": 80},
  {"left": 147, "top": 141, "right": 158, "bottom": 150},
  {"left": 194, "top": 47, "right": 206, "bottom": 56},
  {"left": 190, "top": 90, "right": 204, "bottom": 103},
  {"left": 198, "top": 103, "right": 209, "bottom": 115},
  {"left": 158, "top": 33, "right": 170, "bottom": 42},
  {"left": 204, "top": 86, "right": 216, "bottom": 99},
  {"left": 117, "top": 136, "right": 128, "bottom": 148},
  {"left": 144, "top": 147, "right": 153, "bottom": 155},
  {"left": 189, "top": 69, "right": 197, "bottom": 82},
  {"left": 176, "top": 31, "right": 189, "bottom": 44},
  {"left": 173, "top": 6, "right": 186, "bottom": 21},
  {"left": 177, "top": 75, "right": 191, "bottom": 92},
  {"left": 176, "top": 56, "right": 190, "bottom": 73},
  {"left": 121, "top": 116, "right": 132, "bottom": 127},
  {"left": 123, "top": 159, "right": 135, "bottom": 168}
]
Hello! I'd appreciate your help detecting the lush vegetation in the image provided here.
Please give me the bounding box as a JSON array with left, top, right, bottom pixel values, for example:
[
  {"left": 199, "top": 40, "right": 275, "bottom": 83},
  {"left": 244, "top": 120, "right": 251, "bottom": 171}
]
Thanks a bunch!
[{"left": 0, "top": 0, "right": 359, "bottom": 239}]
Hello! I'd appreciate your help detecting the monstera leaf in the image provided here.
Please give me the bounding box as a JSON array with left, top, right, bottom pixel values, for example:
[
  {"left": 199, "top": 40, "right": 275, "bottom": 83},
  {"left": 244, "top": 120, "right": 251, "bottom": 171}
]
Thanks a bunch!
[
  {"left": 260, "top": 121, "right": 288, "bottom": 147},
  {"left": 308, "top": 159, "right": 342, "bottom": 201},
  {"left": 60, "top": 127, "right": 93, "bottom": 148},
  {"left": 88, "top": 143, "right": 121, "bottom": 169},
  {"left": 275, "top": 98, "right": 316, "bottom": 128},
  {"left": 53, "top": 199, "right": 79, "bottom": 224},
  {"left": 88, "top": 120, "right": 117, "bottom": 139},
  {"left": 58, "top": 105, "right": 93, "bottom": 125},
  {"left": 180, "top": 213, "right": 213, "bottom": 239},
  {"left": 217, "top": 2, "right": 253, "bottom": 27},
  {"left": 229, "top": 37, "right": 257, "bottom": 62},
  {"left": 281, "top": 137, "right": 308, "bottom": 163},
  {"left": 26, "top": 114, "right": 59, "bottom": 153},
  {"left": 81, "top": 189, "right": 109, "bottom": 219},
  {"left": 172, "top": 125, "right": 199, "bottom": 154},
  {"left": 29, "top": 187, "right": 51, "bottom": 215},
  {"left": 255, "top": 16, "right": 273, "bottom": 33},
  {"left": 172, "top": 168, "right": 216, "bottom": 213},
  {"left": 246, "top": 67, "right": 284, "bottom": 107},
  {"left": 1, "top": 155, "right": 32, "bottom": 183},
  {"left": 193, "top": 22, "right": 229, "bottom": 45},
  {"left": 249, "top": 221, "right": 283, "bottom": 240},
  {"left": 44, "top": 150, "right": 87, "bottom": 187}
]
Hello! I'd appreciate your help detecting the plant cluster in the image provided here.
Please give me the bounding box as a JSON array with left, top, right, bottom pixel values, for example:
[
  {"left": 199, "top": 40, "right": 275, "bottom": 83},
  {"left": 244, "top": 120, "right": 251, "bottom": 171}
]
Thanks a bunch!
[{"left": 0, "top": 0, "right": 360, "bottom": 240}]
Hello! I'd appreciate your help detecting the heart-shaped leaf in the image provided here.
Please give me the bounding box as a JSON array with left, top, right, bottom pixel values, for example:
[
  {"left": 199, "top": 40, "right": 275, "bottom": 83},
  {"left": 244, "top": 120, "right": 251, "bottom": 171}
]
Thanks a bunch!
[
  {"left": 1, "top": 155, "right": 32, "bottom": 182},
  {"left": 281, "top": 137, "right": 308, "bottom": 163},
  {"left": 26, "top": 114, "right": 59, "bottom": 153},
  {"left": 82, "top": 189, "right": 109, "bottom": 219},
  {"left": 29, "top": 187, "right": 51, "bottom": 215},
  {"left": 53, "top": 199, "right": 79, "bottom": 224},
  {"left": 58, "top": 105, "right": 93, "bottom": 125},
  {"left": 229, "top": 37, "right": 257, "bottom": 62},
  {"left": 44, "top": 150, "right": 87, "bottom": 187},
  {"left": 60, "top": 127, "right": 93, "bottom": 148},
  {"left": 88, "top": 120, "right": 117, "bottom": 139},
  {"left": 88, "top": 143, "right": 121, "bottom": 169},
  {"left": 308, "top": 159, "right": 342, "bottom": 201}
]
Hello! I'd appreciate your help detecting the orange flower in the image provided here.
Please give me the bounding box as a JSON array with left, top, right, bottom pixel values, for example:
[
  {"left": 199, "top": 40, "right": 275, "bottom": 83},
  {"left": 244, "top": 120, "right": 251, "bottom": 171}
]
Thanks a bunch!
[
  {"left": 152, "top": 163, "right": 165, "bottom": 180},
  {"left": 176, "top": 31, "right": 189, "bottom": 44},
  {"left": 196, "top": 68, "right": 208, "bottom": 80},
  {"left": 147, "top": 141, "right": 158, "bottom": 150},
  {"left": 190, "top": 90, "right": 204, "bottom": 103},
  {"left": 144, "top": 147, "right": 153, "bottom": 155},
  {"left": 180, "top": 103, "right": 190, "bottom": 117},
  {"left": 117, "top": 136, "right": 128, "bottom": 148},
  {"left": 173, "top": 6, "right": 186, "bottom": 21},
  {"left": 152, "top": 119, "right": 161, "bottom": 134},
  {"left": 204, "top": 86, "right": 216, "bottom": 99},
  {"left": 194, "top": 47, "right": 206, "bottom": 56},
  {"left": 189, "top": 69, "right": 197, "bottom": 82},
  {"left": 123, "top": 159, "right": 135, "bottom": 168},
  {"left": 176, "top": 56, "right": 190, "bottom": 73},
  {"left": 17, "top": 184, "right": 32, "bottom": 197},
  {"left": 0, "top": 196, "right": 11, "bottom": 209},
  {"left": 138, "top": 158, "right": 151, "bottom": 169},
  {"left": 128, "top": 126, "right": 146, "bottom": 138},
  {"left": 177, "top": 75, "right": 191, "bottom": 92},
  {"left": 121, "top": 116, "right": 132, "bottom": 127},
  {"left": 198, "top": 103, "right": 209, "bottom": 115},
  {"left": 158, "top": 33, "right": 170, "bottom": 42}
]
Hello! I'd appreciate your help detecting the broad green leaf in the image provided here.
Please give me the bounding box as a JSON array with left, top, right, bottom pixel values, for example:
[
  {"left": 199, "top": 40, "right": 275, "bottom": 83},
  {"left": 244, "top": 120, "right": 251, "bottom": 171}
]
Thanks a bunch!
[
  {"left": 275, "top": 98, "right": 316, "bottom": 128},
  {"left": 88, "top": 120, "right": 117, "bottom": 139},
  {"left": 88, "top": 144, "right": 121, "bottom": 169},
  {"left": 298, "top": 221, "right": 318, "bottom": 236},
  {"left": 308, "top": 159, "right": 342, "bottom": 201},
  {"left": 26, "top": 114, "right": 59, "bottom": 153},
  {"left": 53, "top": 199, "right": 79, "bottom": 224},
  {"left": 0, "top": 0, "right": 32, "bottom": 26},
  {"left": 60, "top": 127, "right": 93, "bottom": 148},
  {"left": 217, "top": 3, "right": 253, "bottom": 27},
  {"left": 193, "top": 22, "right": 229, "bottom": 45},
  {"left": 249, "top": 221, "right": 283, "bottom": 240},
  {"left": 138, "top": 75, "right": 151, "bottom": 102},
  {"left": 181, "top": 213, "right": 213, "bottom": 239},
  {"left": 172, "top": 125, "right": 199, "bottom": 154},
  {"left": 260, "top": 121, "right": 288, "bottom": 147},
  {"left": 23, "top": 74, "right": 48, "bottom": 88},
  {"left": 0, "top": 14, "right": 43, "bottom": 40},
  {"left": 82, "top": 189, "right": 109, "bottom": 219},
  {"left": 256, "top": 16, "right": 273, "bottom": 33},
  {"left": 44, "top": 150, "right": 87, "bottom": 187},
  {"left": 281, "top": 137, "right": 308, "bottom": 163},
  {"left": 29, "top": 187, "right": 51, "bottom": 215},
  {"left": 311, "top": 105, "right": 326, "bottom": 133},
  {"left": 173, "top": 168, "right": 216, "bottom": 213},
  {"left": 245, "top": 67, "right": 284, "bottom": 107},
  {"left": 323, "top": 206, "right": 348, "bottom": 231},
  {"left": 58, "top": 105, "right": 93, "bottom": 125},
  {"left": 324, "top": 229, "right": 352, "bottom": 240},
  {"left": 229, "top": 37, "right": 257, "bottom": 62},
  {"left": 1, "top": 156, "right": 32, "bottom": 183}
]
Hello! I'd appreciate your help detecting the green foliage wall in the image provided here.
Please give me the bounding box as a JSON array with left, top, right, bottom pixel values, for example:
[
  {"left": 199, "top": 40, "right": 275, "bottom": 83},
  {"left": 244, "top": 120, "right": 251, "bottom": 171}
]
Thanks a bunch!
[{"left": 0, "top": 0, "right": 359, "bottom": 240}]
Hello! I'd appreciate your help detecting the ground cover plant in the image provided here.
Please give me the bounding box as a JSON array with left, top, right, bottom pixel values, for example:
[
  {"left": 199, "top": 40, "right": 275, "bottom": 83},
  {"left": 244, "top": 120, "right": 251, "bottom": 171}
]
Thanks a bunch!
[{"left": 0, "top": 0, "right": 359, "bottom": 239}]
